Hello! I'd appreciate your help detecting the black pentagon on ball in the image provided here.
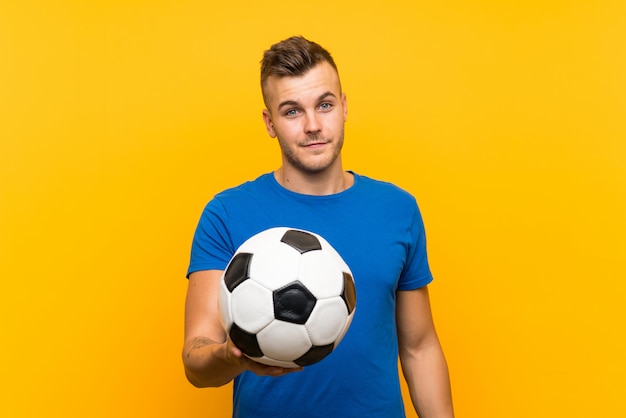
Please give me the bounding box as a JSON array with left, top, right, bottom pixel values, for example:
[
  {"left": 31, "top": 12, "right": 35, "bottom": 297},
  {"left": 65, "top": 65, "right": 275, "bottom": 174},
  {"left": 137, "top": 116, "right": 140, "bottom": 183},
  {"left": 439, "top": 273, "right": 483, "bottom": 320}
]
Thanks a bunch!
[
  {"left": 341, "top": 272, "right": 357, "bottom": 314},
  {"left": 273, "top": 281, "right": 317, "bottom": 325},
  {"left": 295, "top": 343, "right": 335, "bottom": 366},
  {"left": 229, "top": 323, "right": 264, "bottom": 358},
  {"left": 280, "top": 229, "right": 322, "bottom": 254},
  {"left": 224, "top": 252, "right": 253, "bottom": 292}
]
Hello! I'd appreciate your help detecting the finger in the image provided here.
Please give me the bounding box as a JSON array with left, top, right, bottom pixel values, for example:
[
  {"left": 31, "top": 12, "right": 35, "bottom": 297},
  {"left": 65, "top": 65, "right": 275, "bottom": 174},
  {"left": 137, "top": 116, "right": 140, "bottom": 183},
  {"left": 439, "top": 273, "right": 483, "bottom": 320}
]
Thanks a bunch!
[{"left": 248, "top": 361, "right": 303, "bottom": 377}]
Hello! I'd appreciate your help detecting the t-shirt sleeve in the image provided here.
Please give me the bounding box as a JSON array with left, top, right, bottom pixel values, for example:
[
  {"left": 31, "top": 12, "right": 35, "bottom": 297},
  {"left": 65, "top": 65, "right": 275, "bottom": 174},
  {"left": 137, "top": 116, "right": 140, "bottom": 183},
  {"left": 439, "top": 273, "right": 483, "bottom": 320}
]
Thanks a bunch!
[
  {"left": 186, "top": 197, "right": 235, "bottom": 277},
  {"left": 397, "top": 202, "right": 434, "bottom": 291}
]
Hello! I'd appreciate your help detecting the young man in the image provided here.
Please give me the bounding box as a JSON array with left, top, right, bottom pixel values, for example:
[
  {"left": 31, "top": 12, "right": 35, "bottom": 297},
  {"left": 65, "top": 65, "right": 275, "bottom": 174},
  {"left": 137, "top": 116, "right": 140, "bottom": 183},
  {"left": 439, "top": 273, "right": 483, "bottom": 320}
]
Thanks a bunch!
[{"left": 183, "top": 36, "right": 454, "bottom": 417}]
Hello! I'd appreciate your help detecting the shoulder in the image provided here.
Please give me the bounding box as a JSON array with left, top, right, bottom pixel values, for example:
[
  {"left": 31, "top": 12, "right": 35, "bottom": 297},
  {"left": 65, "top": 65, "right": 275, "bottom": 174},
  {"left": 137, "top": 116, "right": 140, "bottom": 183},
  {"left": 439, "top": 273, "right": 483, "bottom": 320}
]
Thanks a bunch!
[
  {"left": 353, "top": 173, "right": 417, "bottom": 206},
  {"left": 198, "top": 173, "right": 274, "bottom": 222},
  {"left": 213, "top": 173, "right": 273, "bottom": 200},
  {"left": 204, "top": 173, "right": 279, "bottom": 211}
]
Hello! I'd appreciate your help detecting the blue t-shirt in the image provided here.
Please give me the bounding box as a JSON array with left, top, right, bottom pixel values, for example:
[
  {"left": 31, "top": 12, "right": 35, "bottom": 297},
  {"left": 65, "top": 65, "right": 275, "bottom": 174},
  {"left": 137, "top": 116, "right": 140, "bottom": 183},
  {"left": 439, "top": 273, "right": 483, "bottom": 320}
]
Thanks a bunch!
[{"left": 188, "top": 172, "right": 433, "bottom": 418}]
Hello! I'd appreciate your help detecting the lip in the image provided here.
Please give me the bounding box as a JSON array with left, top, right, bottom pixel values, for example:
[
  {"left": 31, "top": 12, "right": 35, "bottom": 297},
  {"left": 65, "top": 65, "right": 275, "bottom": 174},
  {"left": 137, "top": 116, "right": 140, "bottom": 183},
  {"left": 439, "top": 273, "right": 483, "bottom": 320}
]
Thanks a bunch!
[{"left": 302, "top": 141, "right": 328, "bottom": 148}]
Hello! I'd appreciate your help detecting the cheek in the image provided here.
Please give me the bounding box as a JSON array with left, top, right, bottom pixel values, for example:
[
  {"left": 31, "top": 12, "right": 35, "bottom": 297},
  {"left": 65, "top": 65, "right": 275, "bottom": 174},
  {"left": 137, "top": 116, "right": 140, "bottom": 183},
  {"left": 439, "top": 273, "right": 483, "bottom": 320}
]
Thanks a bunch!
[
  {"left": 330, "top": 115, "right": 345, "bottom": 132},
  {"left": 276, "top": 122, "right": 300, "bottom": 140}
]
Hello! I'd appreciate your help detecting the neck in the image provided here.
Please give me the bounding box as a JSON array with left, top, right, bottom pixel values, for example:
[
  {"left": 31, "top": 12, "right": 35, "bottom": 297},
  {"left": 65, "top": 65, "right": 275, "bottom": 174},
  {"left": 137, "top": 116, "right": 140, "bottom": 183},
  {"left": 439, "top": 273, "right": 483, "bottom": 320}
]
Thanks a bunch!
[{"left": 274, "top": 167, "right": 353, "bottom": 196}]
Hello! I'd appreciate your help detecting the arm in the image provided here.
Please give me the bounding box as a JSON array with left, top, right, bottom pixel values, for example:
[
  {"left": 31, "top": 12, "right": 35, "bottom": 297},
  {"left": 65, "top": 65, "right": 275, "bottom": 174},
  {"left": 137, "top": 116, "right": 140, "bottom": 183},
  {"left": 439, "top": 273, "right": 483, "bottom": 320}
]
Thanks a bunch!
[
  {"left": 397, "top": 286, "right": 454, "bottom": 418},
  {"left": 183, "top": 269, "right": 301, "bottom": 388}
]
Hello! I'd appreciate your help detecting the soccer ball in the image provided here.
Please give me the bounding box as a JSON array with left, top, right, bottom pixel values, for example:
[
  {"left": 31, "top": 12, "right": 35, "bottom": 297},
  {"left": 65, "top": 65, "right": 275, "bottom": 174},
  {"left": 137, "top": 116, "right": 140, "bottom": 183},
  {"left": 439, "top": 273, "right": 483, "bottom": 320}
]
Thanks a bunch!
[{"left": 218, "top": 227, "right": 356, "bottom": 368}]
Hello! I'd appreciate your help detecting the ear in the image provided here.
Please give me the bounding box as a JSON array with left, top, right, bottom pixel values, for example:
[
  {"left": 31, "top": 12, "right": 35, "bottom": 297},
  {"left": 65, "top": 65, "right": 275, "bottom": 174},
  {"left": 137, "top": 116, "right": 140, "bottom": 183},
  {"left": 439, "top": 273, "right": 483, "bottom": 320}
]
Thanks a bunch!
[
  {"left": 341, "top": 92, "right": 348, "bottom": 122},
  {"left": 262, "top": 109, "right": 277, "bottom": 138}
]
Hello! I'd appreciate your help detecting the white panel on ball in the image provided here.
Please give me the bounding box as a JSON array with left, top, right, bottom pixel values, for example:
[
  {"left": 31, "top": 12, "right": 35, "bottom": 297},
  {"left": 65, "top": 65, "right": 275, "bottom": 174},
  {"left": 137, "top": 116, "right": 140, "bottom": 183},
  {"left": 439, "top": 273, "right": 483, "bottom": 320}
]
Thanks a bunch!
[
  {"left": 231, "top": 280, "right": 274, "bottom": 334},
  {"left": 218, "top": 280, "right": 234, "bottom": 331},
  {"left": 257, "top": 321, "right": 312, "bottom": 361},
  {"left": 298, "top": 250, "right": 345, "bottom": 298},
  {"left": 305, "top": 297, "right": 350, "bottom": 346},
  {"left": 236, "top": 227, "right": 288, "bottom": 253},
  {"left": 249, "top": 242, "right": 300, "bottom": 290}
]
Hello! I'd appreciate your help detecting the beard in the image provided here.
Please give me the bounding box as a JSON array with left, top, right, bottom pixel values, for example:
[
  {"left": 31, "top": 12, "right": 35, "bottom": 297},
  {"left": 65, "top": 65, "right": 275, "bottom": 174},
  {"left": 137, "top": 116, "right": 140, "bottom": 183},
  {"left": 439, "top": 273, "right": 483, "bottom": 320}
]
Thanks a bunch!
[{"left": 278, "top": 130, "right": 345, "bottom": 175}]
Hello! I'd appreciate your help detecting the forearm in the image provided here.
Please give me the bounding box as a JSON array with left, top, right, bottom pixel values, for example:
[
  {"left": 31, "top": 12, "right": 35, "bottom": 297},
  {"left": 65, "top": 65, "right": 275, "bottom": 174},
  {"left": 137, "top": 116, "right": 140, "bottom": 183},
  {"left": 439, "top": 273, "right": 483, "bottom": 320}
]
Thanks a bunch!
[
  {"left": 400, "top": 342, "right": 454, "bottom": 418},
  {"left": 183, "top": 337, "right": 245, "bottom": 388}
]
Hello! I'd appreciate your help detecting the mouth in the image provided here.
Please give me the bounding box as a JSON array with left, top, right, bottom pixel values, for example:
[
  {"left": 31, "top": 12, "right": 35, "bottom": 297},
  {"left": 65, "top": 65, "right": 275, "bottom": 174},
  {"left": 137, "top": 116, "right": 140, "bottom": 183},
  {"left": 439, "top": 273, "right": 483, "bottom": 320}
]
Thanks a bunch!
[{"left": 302, "top": 139, "right": 329, "bottom": 148}]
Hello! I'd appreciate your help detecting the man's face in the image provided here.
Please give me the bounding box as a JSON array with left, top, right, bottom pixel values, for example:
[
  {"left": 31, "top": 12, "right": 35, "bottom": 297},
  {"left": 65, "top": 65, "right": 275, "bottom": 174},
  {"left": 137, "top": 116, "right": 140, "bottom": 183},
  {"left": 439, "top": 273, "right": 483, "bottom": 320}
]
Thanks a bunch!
[{"left": 262, "top": 62, "right": 348, "bottom": 175}]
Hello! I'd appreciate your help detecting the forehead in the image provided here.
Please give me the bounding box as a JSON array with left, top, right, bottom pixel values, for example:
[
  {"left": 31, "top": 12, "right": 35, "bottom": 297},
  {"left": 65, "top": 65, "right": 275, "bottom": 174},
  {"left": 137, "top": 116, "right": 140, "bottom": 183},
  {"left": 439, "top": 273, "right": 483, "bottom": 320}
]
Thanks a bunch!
[{"left": 264, "top": 62, "right": 341, "bottom": 109}]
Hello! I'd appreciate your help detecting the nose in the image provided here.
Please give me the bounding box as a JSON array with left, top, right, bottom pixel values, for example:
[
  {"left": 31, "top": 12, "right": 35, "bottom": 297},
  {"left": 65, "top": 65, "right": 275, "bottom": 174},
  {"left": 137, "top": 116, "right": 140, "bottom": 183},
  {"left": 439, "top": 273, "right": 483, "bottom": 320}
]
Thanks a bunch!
[{"left": 303, "top": 112, "right": 321, "bottom": 134}]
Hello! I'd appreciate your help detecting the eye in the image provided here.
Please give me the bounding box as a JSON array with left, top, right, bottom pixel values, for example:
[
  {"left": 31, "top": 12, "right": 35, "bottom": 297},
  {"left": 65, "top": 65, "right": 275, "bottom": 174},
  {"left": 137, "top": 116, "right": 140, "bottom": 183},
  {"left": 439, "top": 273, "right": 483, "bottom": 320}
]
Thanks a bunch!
[
  {"left": 284, "top": 108, "right": 299, "bottom": 117},
  {"left": 319, "top": 102, "right": 333, "bottom": 111}
]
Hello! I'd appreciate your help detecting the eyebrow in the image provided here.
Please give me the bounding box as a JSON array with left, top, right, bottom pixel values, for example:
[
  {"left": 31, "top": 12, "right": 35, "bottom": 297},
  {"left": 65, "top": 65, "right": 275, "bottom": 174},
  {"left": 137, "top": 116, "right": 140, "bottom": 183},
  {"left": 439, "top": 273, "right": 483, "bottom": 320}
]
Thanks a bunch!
[{"left": 277, "top": 91, "right": 337, "bottom": 111}]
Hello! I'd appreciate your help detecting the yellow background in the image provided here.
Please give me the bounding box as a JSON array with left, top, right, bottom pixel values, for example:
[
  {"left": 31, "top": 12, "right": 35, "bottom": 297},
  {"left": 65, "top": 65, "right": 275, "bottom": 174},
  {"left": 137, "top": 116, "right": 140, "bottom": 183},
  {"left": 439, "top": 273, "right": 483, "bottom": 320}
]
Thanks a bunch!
[{"left": 1, "top": 1, "right": 625, "bottom": 416}]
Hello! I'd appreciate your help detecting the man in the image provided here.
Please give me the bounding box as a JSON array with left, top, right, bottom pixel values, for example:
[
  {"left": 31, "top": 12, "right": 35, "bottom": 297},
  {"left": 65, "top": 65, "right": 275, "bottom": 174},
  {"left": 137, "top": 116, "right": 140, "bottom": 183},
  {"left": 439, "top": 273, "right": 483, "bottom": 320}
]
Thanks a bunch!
[{"left": 183, "top": 36, "right": 454, "bottom": 417}]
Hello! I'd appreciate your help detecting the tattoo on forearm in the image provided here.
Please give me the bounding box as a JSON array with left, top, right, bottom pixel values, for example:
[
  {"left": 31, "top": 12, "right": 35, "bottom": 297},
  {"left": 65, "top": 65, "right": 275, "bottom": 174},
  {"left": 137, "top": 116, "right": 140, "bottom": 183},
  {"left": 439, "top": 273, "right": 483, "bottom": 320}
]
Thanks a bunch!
[{"left": 187, "top": 337, "right": 212, "bottom": 358}]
